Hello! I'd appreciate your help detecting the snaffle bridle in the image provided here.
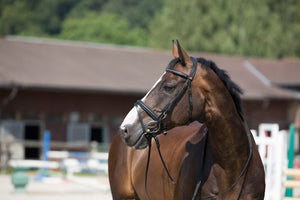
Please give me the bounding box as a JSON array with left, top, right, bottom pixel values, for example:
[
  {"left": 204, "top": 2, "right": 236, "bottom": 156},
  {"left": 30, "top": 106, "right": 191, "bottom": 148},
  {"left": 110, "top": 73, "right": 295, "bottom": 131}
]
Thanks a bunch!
[
  {"left": 134, "top": 56, "right": 253, "bottom": 200},
  {"left": 135, "top": 56, "right": 198, "bottom": 136}
]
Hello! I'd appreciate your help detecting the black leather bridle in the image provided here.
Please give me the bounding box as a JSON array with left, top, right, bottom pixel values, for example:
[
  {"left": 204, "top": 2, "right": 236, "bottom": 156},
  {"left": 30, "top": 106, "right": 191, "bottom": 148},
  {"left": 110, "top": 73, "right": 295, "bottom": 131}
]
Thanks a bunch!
[{"left": 134, "top": 56, "right": 198, "bottom": 137}]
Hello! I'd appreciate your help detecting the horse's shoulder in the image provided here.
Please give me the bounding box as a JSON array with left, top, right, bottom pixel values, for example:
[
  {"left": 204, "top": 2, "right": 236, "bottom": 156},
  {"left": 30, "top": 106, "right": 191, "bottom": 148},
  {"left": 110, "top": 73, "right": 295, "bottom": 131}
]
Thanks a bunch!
[{"left": 109, "top": 134, "right": 138, "bottom": 199}]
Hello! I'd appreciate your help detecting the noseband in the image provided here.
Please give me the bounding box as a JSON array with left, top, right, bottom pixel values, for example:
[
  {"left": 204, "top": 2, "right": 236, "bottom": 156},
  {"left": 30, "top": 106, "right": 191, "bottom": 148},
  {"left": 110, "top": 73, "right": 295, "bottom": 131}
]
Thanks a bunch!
[{"left": 135, "top": 56, "right": 198, "bottom": 137}]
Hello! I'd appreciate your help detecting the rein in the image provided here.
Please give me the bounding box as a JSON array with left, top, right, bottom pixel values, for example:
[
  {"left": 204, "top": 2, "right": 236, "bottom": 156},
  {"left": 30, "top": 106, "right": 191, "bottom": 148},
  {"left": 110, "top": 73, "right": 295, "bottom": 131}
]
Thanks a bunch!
[
  {"left": 143, "top": 122, "right": 253, "bottom": 200},
  {"left": 134, "top": 57, "right": 253, "bottom": 199}
]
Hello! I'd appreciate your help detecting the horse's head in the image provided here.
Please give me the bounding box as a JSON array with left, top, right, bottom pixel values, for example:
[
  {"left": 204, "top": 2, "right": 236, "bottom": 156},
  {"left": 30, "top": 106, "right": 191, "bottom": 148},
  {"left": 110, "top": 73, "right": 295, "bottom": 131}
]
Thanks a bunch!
[{"left": 120, "top": 41, "right": 206, "bottom": 149}]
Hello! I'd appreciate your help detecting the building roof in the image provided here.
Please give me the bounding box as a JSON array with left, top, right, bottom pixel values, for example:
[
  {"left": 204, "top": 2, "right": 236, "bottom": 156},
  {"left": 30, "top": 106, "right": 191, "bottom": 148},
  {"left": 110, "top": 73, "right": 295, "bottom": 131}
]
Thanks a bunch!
[
  {"left": 0, "top": 36, "right": 299, "bottom": 100},
  {"left": 247, "top": 58, "right": 300, "bottom": 87}
]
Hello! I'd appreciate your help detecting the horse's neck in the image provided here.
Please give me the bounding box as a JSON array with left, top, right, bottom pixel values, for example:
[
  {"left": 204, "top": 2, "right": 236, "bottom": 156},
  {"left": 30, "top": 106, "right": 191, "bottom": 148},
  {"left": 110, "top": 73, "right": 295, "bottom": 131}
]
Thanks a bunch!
[
  {"left": 206, "top": 115, "right": 249, "bottom": 167},
  {"left": 202, "top": 80, "right": 249, "bottom": 179}
]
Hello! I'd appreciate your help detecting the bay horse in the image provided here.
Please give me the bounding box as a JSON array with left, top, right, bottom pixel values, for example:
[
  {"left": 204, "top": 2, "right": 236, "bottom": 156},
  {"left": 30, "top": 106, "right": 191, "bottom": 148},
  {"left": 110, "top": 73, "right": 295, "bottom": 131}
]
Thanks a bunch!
[{"left": 109, "top": 41, "right": 265, "bottom": 199}]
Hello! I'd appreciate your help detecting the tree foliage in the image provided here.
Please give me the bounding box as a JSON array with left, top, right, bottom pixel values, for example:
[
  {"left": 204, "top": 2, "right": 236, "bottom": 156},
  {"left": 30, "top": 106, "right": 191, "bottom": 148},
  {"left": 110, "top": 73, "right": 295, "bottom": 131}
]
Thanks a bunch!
[
  {"left": 103, "top": 0, "right": 163, "bottom": 29},
  {"left": 149, "top": 0, "right": 300, "bottom": 58},
  {"left": 59, "top": 12, "right": 148, "bottom": 46},
  {"left": 66, "top": 0, "right": 108, "bottom": 18},
  {"left": 0, "top": 0, "right": 41, "bottom": 35},
  {"left": 0, "top": 0, "right": 299, "bottom": 58}
]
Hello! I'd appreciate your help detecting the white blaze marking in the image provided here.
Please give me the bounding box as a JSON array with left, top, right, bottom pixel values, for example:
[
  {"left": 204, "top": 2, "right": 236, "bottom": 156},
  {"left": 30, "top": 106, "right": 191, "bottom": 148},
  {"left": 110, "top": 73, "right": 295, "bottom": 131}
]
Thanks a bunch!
[
  {"left": 121, "top": 106, "right": 138, "bottom": 127},
  {"left": 121, "top": 72, "right": 165, "bottom": 127},
  {"left": 141, "top": 72, "right": 165, "bottom": 102}
]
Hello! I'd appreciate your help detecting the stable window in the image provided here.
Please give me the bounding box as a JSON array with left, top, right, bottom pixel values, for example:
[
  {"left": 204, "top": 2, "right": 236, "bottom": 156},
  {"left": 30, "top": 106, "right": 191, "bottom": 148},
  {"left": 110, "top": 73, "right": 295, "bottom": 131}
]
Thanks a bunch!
[
  {"left": 67, "top": 123, "right": 107, "bottom": 146},
  {"left": 0, "top": 120, "right": 42, "bottom": 159},
  {"left": 67, "top": 123, "right": 90, "bottom": 145},
  {"left": 90, "top": 127, "right": 103, "bottom": 143},
  {"left": 22, "top": 112, "right": 40, "bottom": 120},
  {"left": 87, "top": 113, "right": 102, "bottom": 123},
  {"left": 69, "top": 112, "right": 81, "bottom": 123},
  {"left": 0, "top": 112, "right": 16, "bottom": 120},
  {"left": 24, "top": 122, "right": 42, "bottom": 160},
  {"left": 25, "top": 147, "right": 39, "bottom": 159},
  {"left": 0, "top": 120, "right": 24, "bottom": 141},
  {"left": 47, "top": 113, "right": 63, "bottom": 123},
  {"left": 24, "top": 124, "right": 40, "bottom": 140}
]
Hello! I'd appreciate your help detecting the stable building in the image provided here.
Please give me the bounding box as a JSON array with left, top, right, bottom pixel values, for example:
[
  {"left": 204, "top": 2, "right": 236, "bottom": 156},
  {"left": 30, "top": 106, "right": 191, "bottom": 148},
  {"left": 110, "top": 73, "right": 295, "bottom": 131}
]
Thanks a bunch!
[{"left": 0, "top": 36, "right": 299, "bottom": 160}]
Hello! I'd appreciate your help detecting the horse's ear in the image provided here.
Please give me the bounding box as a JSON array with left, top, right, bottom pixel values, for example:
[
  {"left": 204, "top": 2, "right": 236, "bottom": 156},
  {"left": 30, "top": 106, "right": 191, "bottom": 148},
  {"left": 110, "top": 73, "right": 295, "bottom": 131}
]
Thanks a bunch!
[
  {"left": 172, "top": 40, "right": 179, "bottom": 58},
  {"left": 176, "top": 40, "right": 193, "bottom": 67}
]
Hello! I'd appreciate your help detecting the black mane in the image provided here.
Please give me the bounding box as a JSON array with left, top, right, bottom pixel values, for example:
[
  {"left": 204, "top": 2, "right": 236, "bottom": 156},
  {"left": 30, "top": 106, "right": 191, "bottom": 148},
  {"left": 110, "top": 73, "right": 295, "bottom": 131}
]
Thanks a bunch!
[
  {"left": 197, "top": 57, "right": 244, "bottom": 120},
  {"left": 167, "top": 57, "right": 244, "bottom": 120}
]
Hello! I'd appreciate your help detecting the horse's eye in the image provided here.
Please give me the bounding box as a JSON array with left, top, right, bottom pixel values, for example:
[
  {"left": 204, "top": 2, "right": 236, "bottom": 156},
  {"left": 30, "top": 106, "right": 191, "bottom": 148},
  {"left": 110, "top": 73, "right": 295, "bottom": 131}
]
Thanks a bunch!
[{"left": 163, "top": 84, "right": 175, "bottom": 93}]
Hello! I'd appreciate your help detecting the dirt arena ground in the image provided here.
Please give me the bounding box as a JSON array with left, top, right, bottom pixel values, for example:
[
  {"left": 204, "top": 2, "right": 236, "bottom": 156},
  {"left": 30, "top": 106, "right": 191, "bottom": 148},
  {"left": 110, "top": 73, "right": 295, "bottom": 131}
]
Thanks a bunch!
[{"left": 0, "top": 174, "right": 112, "bottom": 200}]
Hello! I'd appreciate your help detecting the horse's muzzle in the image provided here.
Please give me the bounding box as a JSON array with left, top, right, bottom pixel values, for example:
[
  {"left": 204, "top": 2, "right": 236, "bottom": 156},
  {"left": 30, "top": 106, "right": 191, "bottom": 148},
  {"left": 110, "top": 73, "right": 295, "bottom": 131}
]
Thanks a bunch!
[{"left": 120, "top": 124, "right": 148, "bottom": 149}]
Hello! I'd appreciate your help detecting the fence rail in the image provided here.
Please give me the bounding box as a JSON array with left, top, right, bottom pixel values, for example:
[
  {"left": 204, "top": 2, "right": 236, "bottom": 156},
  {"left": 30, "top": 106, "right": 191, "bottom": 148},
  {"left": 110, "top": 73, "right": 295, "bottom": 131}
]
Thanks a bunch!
[{"left": 253, "top": 123, "right": 288, "bottom": 200}]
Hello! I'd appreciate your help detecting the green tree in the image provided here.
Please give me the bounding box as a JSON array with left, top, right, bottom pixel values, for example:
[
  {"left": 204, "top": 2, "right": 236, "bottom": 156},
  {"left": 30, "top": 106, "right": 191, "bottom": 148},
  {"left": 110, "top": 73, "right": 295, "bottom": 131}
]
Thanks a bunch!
[
  {"left": 34, "top": 0, "right": 79, "bottom": 35},
  {"left": 149, "top": 0, "right": 300, "bottom": 58},
  {"left": 1, "top": 0, "right": 299, "bottom": 57},
  {"left": 67, "top": 0, "right": 108, "bottom": 18},
  {"left": 0, "top": 0, "right": 41, "bottom": 35},
  {"left": 266, "top": 0, "right": 300, "bottom": 57},
  {"left": 0, "top": 0, "right": 79, "bottom": 36},
  {"left": 59, "top": 12, "right": 148, "bottom": 46},
  {"left": 103, "top": 0, "right": 163, "bottom": 29}
]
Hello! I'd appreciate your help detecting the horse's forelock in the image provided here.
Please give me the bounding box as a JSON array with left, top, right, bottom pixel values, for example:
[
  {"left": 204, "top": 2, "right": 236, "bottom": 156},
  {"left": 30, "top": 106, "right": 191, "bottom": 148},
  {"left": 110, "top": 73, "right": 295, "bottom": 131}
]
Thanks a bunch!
[{"left": 166, "top": 58, "right": 180, "bottom": 70}]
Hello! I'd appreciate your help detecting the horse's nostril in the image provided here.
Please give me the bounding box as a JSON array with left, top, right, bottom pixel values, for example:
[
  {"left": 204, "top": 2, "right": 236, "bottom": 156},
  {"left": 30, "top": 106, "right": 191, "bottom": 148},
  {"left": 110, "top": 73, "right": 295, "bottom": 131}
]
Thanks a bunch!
[
  {"left": 121, "top": 126, "right": 127, "bottom": 132},
  {"left": 120, "top": 125, "right": 129, "bottom": 137}
]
